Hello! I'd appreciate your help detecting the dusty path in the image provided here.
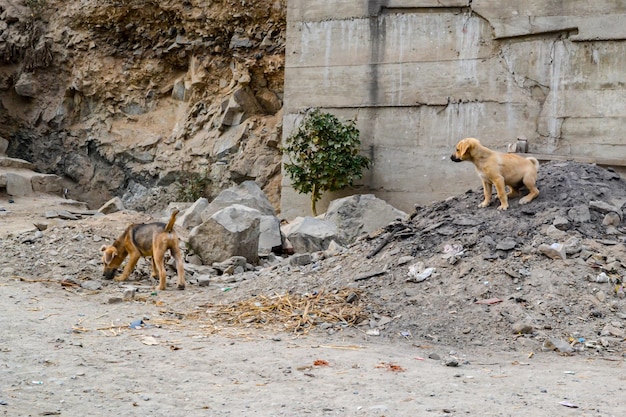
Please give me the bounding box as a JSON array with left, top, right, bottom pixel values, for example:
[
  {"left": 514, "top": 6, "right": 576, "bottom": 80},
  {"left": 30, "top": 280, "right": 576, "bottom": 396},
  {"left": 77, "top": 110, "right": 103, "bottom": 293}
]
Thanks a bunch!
[{"left": 1, "top": 277, "right": 623, "bottom": 417}]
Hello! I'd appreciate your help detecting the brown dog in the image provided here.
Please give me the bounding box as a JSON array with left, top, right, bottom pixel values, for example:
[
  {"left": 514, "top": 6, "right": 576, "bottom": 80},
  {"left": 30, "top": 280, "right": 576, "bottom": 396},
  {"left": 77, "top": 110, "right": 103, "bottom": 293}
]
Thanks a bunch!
[
  {"left": 100, "top": 209, "right": 185, "bottom": 290},
  {"left": 450, "top": 138, "right": 539, "bottom": 210}
]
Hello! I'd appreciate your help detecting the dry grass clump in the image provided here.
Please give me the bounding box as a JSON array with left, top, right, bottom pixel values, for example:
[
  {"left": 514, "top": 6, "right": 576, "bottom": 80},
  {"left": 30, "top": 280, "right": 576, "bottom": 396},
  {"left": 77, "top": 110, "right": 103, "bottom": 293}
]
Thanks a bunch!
[{"left": 206, "top": 288, "right": 367, "bottom": 333}]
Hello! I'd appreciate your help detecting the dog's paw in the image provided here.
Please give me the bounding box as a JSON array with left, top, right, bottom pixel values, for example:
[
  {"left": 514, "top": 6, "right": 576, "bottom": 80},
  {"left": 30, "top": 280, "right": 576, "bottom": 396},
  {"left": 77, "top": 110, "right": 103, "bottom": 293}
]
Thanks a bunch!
[
  {"left": 497, "top": 205, "right": 509, "bottom": 211},
  {"left": 177, "top": 284, "right": 186, "bottom": 290},
  {"left": 519, "top": 197, "right": 531, "bottom": 205},
  {"left": 478, "top": 202, "right": 489, "bottom": 208}
]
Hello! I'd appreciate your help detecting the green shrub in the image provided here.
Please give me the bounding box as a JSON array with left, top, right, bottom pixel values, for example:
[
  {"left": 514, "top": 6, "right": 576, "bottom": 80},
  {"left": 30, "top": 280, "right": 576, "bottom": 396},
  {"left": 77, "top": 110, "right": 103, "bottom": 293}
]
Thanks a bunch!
[
  {"left": 175, "top": 169, "right": 212, "bottom": 202},
  {"left": 282, "top": 109, "right": 371, "bottom": 216}
]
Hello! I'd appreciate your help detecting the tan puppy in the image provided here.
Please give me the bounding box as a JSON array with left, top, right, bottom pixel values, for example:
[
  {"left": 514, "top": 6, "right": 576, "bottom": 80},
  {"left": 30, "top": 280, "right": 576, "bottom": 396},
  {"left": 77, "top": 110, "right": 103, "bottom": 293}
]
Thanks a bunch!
[
  {"left": 100, "top": 209, "right": 185, "bottom": 290},
  {"left": 450, "top": 138, "right": 539, "bottom": 210}
]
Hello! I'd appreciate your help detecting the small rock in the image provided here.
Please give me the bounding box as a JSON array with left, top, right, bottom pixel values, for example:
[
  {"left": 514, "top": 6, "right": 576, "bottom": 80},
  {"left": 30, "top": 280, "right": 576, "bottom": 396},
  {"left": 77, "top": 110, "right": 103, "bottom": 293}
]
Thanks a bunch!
[
  {"left": 108, "top": 297, "right": 123, "bottom": 304},
  {"left": 603, "top": 212, "right": 621, "bottom": 226},
  {"left": 511, "top": 322, "right": 534, "bottom": 334},
  {"left": 445, "top": 359, "right": 459, "bottom": 367},
  {"left": 397, "top": 255, "right": 414, "bottom": 266},
  {"left": 122, "top": 288, "right": 136, "bottom": 301},
  {"left": 538, "top": 243, "right": 566, "bottom": 260},
  {"left": 428, "top": 352, "right": 441, "bottom": 361},
  {"left": 289, "top": 253, "right": 312, "bottom": 267},
  {"left": 196, "top": 275, "right": 212, "bottom": 287},
  {"left": 81, "top": 280, "right": 102, "bottom": 291},
  {"left": 496, "top": 237, "right": 517, "bottom": 251}
]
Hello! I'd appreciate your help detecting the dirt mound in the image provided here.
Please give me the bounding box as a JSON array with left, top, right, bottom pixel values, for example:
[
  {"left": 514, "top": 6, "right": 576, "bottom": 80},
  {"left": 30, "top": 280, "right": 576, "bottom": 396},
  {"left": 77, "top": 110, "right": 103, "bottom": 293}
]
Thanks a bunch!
[
  {"left": 1, "top": 161, "right": 625, "bottom": 357},
  {"left": 235, "top": 161, "right": 626, "bottom": 355}
]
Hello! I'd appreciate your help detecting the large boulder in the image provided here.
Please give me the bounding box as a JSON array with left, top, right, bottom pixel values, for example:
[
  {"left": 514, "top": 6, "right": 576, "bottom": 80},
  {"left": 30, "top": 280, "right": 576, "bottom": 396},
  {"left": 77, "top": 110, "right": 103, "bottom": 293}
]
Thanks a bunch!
[
  {"left": 324, "top": 194, "right": 407, "bottom": 243},
  {"left": 281, "top": 216, "right": 340, "bottom": 253},
  {"left": 258, "top": 215, "right": 282, "bottom": 255},
  {"left": 177, "top": 198, "right": 209, "bottom": 229},
  {"left": 201, "top": 180, "right": 275, "bottom": 222},
  {"left": 189, "top": 204, "right": 260, "bottom": 265}
]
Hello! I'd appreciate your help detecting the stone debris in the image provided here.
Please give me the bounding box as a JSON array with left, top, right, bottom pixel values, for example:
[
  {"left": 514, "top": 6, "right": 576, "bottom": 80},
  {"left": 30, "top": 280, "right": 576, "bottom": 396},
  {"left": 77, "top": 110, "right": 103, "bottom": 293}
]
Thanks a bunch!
[{"left": 1, "top": 161, "right": 626, "bottom": 357}]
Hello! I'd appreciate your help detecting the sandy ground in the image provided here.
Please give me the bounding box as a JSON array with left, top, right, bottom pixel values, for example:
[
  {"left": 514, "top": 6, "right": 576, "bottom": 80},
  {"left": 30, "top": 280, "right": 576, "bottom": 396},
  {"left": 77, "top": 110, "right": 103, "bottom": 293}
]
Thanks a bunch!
[
  {"left": 1, "top": 277, "right": 624, "bottom": 417},
  {"left": 1, "top": 181, "right": 626, "bottom": 417}
]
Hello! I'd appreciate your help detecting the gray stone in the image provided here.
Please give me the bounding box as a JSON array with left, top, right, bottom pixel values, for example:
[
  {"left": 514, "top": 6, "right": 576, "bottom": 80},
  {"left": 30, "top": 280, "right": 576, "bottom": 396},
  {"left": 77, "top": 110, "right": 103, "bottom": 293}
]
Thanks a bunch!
[
  {"left": 589, "top": 200, "right": 621, "bottom": 217},
  {"left": 81, "top": 280, "right": 102, "bottom": 291},
  {"left": 602, "top": 212, "right": 621, "bottom": 226},
  {"left": 98, "top": 197, "right": 125, "bottom": 214},
  {"left": 568, "top": 205, "right": 591, "bottom": 223},
  {"left": 212, "top": 122, "right": 248, "bottom": 158},
  {"left": 511, "top": 322, "right": 534, "bottom": 334},
  {"left": 496, "top": 237, "right": 517, "bottom": 251},
  {"left": 0, "top": 137, "right": 8, "bottom": 155},
  {"left": 552, "top": 216, "right": 570, "bottom": 230},
  {"left": 14, "top": 72, "right": 38, "bottom": 98},
  {"left": 201, "top": 180, "right": 276, "bottom": 220},
  {"left": 177, "top": 198, "right": 209, "bottom": 229},
  {"left": 281, "top": 216, "right": 340, "bottom": 253},
  {"left": 289, "top": 253, "right": 312, "bottom": 267},
  {"left": 196, "top": 275, "right": 212, "bottom": 287},
  {"left": 5, "top": 173, "right": 33, "bottom": 197},
  {"left": 324, "top": 194, "right": 406, "bottom": 244},
  {"left": 258, "top": 215, "right": 282, "bottom": 255},
  {"left": 189, "top": 205, "right": 260, "bottom": 265}
]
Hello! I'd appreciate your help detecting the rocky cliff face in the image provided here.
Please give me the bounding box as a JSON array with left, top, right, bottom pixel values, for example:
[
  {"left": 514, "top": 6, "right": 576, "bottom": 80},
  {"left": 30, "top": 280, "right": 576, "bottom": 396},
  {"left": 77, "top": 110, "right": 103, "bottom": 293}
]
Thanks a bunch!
[{"left": 0, "top": 0, "right": 285, "bottom": 211}]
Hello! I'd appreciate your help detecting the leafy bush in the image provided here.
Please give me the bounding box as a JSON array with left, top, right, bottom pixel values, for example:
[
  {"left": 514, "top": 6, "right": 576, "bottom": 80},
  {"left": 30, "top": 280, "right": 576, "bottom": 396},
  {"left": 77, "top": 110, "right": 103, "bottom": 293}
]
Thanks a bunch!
[
  {"left": 282, "top": 109, "right": 370, "bottom": 216},
  {"left": 175, "top": 169, "right": 212, "bottom": 202}
]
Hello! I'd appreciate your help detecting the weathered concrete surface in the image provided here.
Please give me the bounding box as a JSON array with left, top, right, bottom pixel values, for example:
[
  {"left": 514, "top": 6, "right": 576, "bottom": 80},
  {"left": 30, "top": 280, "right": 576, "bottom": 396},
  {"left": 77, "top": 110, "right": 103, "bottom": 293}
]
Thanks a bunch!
[{"left": 281, "top": 0, "right": 626, "bottom": 218}]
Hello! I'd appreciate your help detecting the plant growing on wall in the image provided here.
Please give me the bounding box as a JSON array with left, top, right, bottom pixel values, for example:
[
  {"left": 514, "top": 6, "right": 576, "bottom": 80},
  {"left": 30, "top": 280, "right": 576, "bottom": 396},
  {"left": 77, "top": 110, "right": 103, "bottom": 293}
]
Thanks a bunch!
[{"left": 282, "top": 109, "right": 371, "bottom": 216}]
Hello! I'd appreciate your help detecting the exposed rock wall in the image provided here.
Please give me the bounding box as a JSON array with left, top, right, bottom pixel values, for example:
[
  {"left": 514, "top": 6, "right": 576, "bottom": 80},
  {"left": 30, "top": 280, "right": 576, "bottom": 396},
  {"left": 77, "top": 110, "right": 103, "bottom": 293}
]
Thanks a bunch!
[
  {"left": 0, "top": 0, "right": 285, "bottom": 210},
  {"left": 282, "top": 0, "right": 626, "bottom": 218}
]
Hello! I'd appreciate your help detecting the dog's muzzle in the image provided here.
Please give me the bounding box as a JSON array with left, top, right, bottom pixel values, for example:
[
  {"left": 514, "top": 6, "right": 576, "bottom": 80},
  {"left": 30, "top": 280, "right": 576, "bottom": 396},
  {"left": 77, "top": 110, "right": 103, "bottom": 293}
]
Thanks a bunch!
[
  {"left": 103, "top": 269, "right": 116, "bottom": 280},
  {"left": 450, "top": 155, "right": 462, "bottom": 162}
]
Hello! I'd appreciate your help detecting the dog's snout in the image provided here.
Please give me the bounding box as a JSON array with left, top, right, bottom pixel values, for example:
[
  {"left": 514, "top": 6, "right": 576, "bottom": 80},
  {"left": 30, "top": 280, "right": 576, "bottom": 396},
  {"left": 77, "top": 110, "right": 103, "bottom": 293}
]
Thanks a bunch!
[
  {"left": 450, "top": 155, "right": 461, "bottom": 162},
  {"left": 103, "top": 269, "right": 116, "bottom": 280}
]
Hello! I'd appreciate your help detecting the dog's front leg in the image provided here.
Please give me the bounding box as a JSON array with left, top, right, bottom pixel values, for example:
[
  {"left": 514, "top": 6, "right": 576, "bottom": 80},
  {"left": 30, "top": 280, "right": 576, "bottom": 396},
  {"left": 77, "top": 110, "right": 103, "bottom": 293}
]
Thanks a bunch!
[
  {"left": 479, "top": 179, "right": 493, "bottom": 208},
  {"left": 115, "top": 253, "right": 141, "bottom": 282}
]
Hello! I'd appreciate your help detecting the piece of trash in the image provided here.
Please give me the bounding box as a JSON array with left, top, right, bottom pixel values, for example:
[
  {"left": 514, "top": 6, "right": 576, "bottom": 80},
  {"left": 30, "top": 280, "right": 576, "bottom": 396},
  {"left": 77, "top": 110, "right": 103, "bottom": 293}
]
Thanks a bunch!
[
  {"left": 366, "top": 328, "right": 381, "bottom": 336},
  {"left": 564, "top": 371, "right": 575, "bottom": 375},
  {"left": 442, "top": 243, "right": 464, "bottom": 259},
  {"left": 588, "top": 272, "right": 609, "bottom": 283},
  {"left": 313, "top": 359, "right": 330, "bottom": 367},
  {"left": 0, "top": 400, "right": 7, "bottom": 405},
  {"left": 400, "top": 331, "right": 412, "bottom": 339},
  {"left": 406, "top": 262, "right": 435, "bottom": 283},
  {"left": 129, "top": 319, "right": 144, "bottom": 329},
  {"left": 475, "top": 298, "right": 503, "bottom": 305},
  {"left": 376, "top": 362, "right": 406, "bottom": 372},
  {"left": 559, "top": 401, "right": 578, "bottom": 408},
  {"left": 141, "top": 336, "right": 159, "bottom": 346},
  {"left": 221, "top": 287, "right": 232, "bottom": 292},
  {"left": 31, "top": 381, "right": 43, "bottom": 385}
]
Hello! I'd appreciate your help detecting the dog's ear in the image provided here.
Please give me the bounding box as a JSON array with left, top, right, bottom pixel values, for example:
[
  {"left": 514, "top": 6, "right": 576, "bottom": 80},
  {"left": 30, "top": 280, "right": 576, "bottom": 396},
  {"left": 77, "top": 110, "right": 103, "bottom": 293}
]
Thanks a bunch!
[
  {"left": 457, "top": 139, "right": 473, "bottom": 158},
  {"left": 101, "top": 247, "right": 117, "bottom": 265}
]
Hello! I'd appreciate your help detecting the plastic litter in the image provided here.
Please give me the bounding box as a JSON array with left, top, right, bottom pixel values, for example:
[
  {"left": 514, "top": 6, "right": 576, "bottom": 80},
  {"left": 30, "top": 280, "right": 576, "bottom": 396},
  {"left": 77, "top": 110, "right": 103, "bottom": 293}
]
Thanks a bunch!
[
  {"left": 129, "top": 319, "right": 144, "bottom": 329},
  {"left": 406, "top": 262, "right": 435, "bottom": 283}
]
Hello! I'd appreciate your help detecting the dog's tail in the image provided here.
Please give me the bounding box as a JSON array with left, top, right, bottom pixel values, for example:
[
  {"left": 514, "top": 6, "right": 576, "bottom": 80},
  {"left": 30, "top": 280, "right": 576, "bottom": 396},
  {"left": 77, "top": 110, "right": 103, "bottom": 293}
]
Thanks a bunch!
[
  {"left": 165, "top": 209, "right": 180, "bottom": 233},
  {"left": 527, "top": 157, "right": 539, "bottom": 170}
]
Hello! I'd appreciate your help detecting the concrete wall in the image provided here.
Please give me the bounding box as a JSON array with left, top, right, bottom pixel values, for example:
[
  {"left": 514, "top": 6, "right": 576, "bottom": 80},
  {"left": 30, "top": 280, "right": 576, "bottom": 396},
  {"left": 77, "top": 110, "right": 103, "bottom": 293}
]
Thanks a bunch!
[{"left": 281, "top": 0, "right": 626, "bottom": 218}]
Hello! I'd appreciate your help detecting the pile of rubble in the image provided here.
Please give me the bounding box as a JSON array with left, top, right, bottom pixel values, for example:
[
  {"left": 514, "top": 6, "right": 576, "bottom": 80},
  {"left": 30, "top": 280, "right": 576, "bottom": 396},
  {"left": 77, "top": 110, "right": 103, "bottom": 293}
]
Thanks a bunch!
[{"left": 1, "top": 161, "right": 625, "bottom": 357}]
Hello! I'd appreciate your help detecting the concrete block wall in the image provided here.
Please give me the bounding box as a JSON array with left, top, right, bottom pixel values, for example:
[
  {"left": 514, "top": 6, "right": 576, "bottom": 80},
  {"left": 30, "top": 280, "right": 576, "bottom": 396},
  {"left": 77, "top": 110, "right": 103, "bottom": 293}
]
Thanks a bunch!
[{"left": 281, "top": 0, "right": 626, "bottom": 218}]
